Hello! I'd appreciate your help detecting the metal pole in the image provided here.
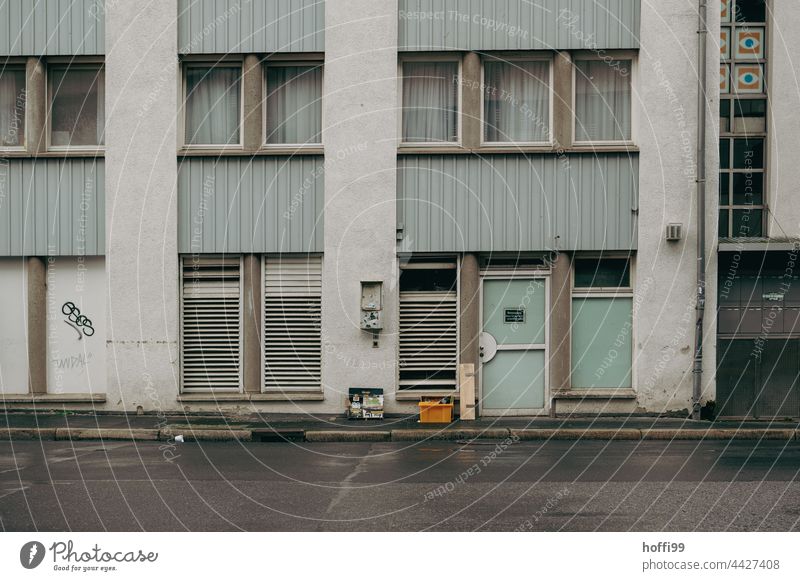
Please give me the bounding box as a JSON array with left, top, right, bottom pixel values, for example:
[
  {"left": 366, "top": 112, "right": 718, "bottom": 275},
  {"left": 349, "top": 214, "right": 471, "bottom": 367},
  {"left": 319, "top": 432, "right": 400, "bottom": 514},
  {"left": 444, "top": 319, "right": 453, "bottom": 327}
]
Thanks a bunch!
[{"left": 692, "top": 0, "right": 709, "bottom": 420}]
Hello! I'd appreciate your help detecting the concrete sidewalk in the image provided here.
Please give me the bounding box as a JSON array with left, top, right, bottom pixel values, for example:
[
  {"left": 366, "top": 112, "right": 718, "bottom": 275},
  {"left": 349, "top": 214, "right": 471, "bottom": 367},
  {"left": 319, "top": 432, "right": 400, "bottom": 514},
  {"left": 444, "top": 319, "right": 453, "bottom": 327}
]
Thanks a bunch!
[{"left": 1, "top": 411, "right": 799, "bottom": 443}]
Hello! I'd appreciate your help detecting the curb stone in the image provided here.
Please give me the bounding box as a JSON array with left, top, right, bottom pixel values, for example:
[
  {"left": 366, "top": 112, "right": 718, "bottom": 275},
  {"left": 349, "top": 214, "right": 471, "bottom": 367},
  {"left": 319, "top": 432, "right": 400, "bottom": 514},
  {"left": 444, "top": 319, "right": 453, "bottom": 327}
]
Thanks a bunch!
[
  {"left": 391, "top": 428, "right": 511, "bottom": 441},
  {"left": 305, "top": 430, "right": 391, "bottom": 442},
  {"left": 54, "top": 428, "right": 159, "bottom": 441},
  {"left": 511, "top": 428, "right": 641, "bottom": 440},
  {"left": 642, "top": 428, "right": 796, "bottom": 440},
  {"left": 164, "top": 429, "right": 253, "bottom": 442},
  {"left": 0, "top": 428, "right": 57, "bottom": 440}
]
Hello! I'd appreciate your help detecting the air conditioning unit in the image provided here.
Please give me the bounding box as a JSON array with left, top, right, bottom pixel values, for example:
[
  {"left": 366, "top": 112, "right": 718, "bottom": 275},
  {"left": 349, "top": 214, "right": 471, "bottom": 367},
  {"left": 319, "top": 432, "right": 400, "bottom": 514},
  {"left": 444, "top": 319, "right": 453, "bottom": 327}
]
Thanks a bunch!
[{"left": 666, "top": 223, "right": 683, "bottom": 241}]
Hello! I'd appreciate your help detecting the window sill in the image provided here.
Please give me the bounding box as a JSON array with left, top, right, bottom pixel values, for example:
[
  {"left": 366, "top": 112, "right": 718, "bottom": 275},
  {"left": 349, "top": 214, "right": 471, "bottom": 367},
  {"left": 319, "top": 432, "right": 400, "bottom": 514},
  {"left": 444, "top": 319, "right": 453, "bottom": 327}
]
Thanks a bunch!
[
  {"left": 395, "top": 390, "right": 459, "bottom": 401},
  {"left": 178, "top": 391, "right": 324, "bottom": 402},
  {"left": 0, "top": 150, "right": 105, "bottom": 159},
  {"left": 178, "top": 147, "right": 324, "bottom": 157},
  {"left": 0, "top": 393, "right": 107, "bottom": 404},
  {"left": 398, "top": 145, "right": 640, "bottom": 155},
  {"left": 554, "top": 389, "right": 636, "bottom": 400}
]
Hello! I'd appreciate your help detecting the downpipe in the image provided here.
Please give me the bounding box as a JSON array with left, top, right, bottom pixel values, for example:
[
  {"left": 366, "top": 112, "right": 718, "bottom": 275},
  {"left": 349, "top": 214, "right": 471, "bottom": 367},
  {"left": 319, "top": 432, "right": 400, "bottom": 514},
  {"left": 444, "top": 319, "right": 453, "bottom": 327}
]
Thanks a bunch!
[{"left": 692, "top": 0, "right": 709, "bottom": 420}]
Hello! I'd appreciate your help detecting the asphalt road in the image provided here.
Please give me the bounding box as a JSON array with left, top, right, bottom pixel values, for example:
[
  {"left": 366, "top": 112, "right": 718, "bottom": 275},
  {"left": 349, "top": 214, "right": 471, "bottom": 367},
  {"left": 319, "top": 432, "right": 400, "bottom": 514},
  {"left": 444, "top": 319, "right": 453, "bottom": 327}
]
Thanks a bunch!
[{"left": 1, "top": 439, "right": 798, "bottom": 531}]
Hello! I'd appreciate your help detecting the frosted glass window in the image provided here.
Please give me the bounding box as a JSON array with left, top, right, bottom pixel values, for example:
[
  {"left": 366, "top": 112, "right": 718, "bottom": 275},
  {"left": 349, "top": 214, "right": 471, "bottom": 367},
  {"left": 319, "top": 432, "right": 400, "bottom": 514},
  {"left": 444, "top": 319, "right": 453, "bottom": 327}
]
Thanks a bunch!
[{"left": 571, "top": 297, "right": 633, "bottom": 388}]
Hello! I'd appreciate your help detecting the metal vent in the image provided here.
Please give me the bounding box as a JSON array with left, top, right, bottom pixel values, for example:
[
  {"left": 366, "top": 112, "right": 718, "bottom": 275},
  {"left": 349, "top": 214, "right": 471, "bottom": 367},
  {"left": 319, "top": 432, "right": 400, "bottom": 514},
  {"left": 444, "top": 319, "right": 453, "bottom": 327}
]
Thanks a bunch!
[
  {"left": 399, "top": 291, "right": 458, "bottom": 391},
  {"left": 264, "top": 256, "right": 322, "bottom": 392},
  {"left": 181, "top": 256, "right": 242, "bottom": 391},
  {"left": 666, "top": 223, "right": 683, "bottom": 241}
]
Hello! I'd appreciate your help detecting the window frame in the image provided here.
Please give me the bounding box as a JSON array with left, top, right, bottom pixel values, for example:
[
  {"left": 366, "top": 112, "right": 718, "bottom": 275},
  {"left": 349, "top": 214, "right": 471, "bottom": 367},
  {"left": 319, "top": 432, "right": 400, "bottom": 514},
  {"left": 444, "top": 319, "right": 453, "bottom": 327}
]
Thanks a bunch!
[
  {"left": 398, "top": 54, "right": 463, "bottom": 147},
  {"left": 570, "top": 254, "right": 636, "bottom": 391},
  {"left": 181, "top": 58, "right": 244, "bottom": 150},
  {"left": 571, "top": 52, "right": 637, "bottom": 147},
  {"left": 479, "top": 55, "right": 554, "bottom": 147},
  {"left": 0, "top": 60, "right": 27, "bottom": 151},
  {"left": 262, "top": 59, "right": 324, "bottom": 149},
  {"left": 46, "top": 58, "right": 106, "bottom": 153},
  {"left": 719, "top": 3, "right": 769, "bottom": 238}
]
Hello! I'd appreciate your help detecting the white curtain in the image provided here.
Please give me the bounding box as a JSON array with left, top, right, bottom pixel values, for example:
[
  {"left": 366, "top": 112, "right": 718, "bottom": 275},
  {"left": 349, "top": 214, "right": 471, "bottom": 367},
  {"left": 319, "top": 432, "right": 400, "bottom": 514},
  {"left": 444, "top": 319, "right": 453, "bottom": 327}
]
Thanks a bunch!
[
  {"left": 266, "top": 65, "right": 322, "bottom": 145},
  {"left": 484, "top": 61, "right": 549, "bottom": 143},
  {"left": 575, "top": 60, "right": 632, "bottom": 142},
  {"left": 50, "top": 66, "right": 105, "bottom": 147},
  {"left": 0, "top": 69, "right": 25, "bottom": 147},
  {"left": 185, "top": 67, "right": 241, "bottom": 145},
  {"left": 402, "top": 62, "right": 458, "bottom": 143}
]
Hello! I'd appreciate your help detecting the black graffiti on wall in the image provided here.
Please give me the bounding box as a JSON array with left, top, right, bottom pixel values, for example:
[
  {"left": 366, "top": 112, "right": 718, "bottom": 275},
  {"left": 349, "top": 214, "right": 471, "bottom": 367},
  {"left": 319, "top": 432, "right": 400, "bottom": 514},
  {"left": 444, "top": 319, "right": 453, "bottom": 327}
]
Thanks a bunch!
[{"left": 62, "top": 302, "right": 95, "bottom": 339}]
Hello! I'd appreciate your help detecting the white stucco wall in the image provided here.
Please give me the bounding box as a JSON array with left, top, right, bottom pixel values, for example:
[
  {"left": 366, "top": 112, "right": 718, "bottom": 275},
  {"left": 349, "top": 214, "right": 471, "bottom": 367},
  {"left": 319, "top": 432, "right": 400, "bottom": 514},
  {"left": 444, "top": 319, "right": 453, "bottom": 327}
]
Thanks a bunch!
[
  {"left": 320, "top": 0, "right": 404, "bottom": 413},
  {"left": 105, "top": 0, "right": 179, "bottom": 412},
  {"left": 634, "top": 0, "right": 719, "bottom": 412},
  {"left": 46, "top": 257, "right": 106, "bottom": 394},
  {"left": 767, "top": 1, "right": 800, "bottom": 237},
  {"left": 0, "top": 258, "right": 28, "bottom": 394}
]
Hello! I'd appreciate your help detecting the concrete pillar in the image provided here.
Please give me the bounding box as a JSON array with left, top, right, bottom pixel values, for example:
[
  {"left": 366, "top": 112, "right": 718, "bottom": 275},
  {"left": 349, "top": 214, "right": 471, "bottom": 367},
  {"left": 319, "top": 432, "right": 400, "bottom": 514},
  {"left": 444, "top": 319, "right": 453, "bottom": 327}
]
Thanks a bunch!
[
  {"left": 105, "top": 1, "right": 179, "bottom": 412},
  {"left": 242, "top": 55, "right": 263, "bottom": 151},
  {"left": 552, "top": 51, "right": 573, "bottom": 148},
  {"left": 549, "top": 251, "right": 571, "bottom": 394},
  {"left": 242, "top": 254, "right": 262, "bottom": 393},
  {"left": 25, "top": 57, "right": 46, "bottom": 154},
  {"left": 461, "top": 52, "right": 482, "bottom": 150},
  {"left": 26, "top": 257, "right": 47, "bottom": 394},
  {"left": 459, "top": 253, "right": 480, "bottom": 412},
  {"left": 322, "top": 0, "right": 398, "bottom": 410}
]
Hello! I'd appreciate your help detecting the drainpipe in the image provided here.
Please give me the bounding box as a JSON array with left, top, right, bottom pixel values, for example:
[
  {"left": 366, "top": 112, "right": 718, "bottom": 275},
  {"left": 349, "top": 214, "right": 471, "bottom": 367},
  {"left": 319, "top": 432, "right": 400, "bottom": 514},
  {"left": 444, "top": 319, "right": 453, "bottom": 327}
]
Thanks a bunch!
[{"left": 692, "top": 0, "right": 709, "bottom": 420}]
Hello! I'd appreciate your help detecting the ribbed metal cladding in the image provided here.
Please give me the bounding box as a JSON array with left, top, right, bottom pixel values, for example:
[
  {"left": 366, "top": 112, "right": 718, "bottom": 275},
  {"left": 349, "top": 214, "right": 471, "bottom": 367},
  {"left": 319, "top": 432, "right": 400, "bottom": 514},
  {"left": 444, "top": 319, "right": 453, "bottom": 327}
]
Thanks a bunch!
[
  {"left": 397, "top": 153, "right": 638, "bottom": 253},
  {"left": 0, "top": 0, "right": 105, "bottom": 56},
  {"left": 0, "top": 158, "right": 105, "bottom": 256},
  {"left": 178, "top": 156, "right": 324, "bottom": 254},
  {"left": 178, "top": 0, "right": 324, "bottom": 54},
  {"left": 399, "top": 0, "right": 640, "bottom": 51}
]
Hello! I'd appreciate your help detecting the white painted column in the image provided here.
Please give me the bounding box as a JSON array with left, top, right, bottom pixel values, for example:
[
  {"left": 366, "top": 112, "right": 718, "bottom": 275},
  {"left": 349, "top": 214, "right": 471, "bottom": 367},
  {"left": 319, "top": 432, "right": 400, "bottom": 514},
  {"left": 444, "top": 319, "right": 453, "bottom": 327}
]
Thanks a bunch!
[
  {"left": 322, "top": 0, "right": 400, "bottom": 411},
  {"left": 768, "top": 3, "right": 800, "bottom": 235},
  {"left": 635, "top": 0, "right": 719, "bottom": 412},
  {"left": 105, "top": 1, "right": 179, "bottom": 411}
]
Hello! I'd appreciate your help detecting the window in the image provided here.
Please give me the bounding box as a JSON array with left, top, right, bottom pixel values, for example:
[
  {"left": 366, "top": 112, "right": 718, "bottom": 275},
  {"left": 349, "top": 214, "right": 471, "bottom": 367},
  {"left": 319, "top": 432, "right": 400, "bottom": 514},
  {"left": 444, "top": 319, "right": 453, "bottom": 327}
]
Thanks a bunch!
[
  {"left": 483, "top": 59, "right": 550, "bottom": 143},
  {"left": 0, "top": 67, "right": 25, "bottom": 148},
  {"left": 401, "top": 61, "right": 459, "bottom": 143},
  {"left": 49, "top": 65, "right": 104, "bottom": 148},
  {"left": 720, "top": 0, "right": 767, "bottom": 238},
  {"left": 184, "top": 65, "right": 241, "bottom": 146},
  {"left": 265, "top": 64, "right": 323, "bottom": 145},
  {"left": 399, "top": 259, "right": 458, "bottom": 392},
  {"left": 571, "top": 257, "right": 633, "bottom": 389},
  {"left": 574, "top": 59, "right": 632, "bottom": 142}
]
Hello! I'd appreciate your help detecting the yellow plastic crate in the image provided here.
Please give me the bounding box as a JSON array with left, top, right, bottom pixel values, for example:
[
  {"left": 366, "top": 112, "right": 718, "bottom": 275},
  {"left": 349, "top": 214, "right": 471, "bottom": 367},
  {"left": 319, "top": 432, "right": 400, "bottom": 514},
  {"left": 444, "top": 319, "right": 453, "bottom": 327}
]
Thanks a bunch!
[{"left": 418, "top": 401, "right": 454, "bottom": 423}]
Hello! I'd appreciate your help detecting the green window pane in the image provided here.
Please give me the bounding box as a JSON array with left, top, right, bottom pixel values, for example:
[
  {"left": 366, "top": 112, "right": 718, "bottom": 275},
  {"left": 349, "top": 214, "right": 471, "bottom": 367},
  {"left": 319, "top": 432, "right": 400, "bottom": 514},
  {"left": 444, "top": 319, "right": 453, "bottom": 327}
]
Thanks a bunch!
[
  {"left": 719, "top": 210, "right": 730, "bottom": 238},
  {"left": 720, "top": 99, "right": 730, "bottom": 133},
  {"left": 732, "top": 209, "right": 763, "bottom": 237},
  {"left": 572, "top": 297, "right": 633, "bottom": 388},
  {"left": 719, "top": 173, "right": 730, "bottom": 205},
  {"left": 733, "top": 138, "right": 764, "bottom": 169},
  {"left": 735, "top": 0, "right": 766, "bottom": 23},
  {"left": 574, "top": 258, "right": 630, "bottom": 288},
  {"left": 732, "top": 172, "right": 763, "bottom": 205},
  {"left": 720, "top": 139, "right": 731, "bottom": 169}
]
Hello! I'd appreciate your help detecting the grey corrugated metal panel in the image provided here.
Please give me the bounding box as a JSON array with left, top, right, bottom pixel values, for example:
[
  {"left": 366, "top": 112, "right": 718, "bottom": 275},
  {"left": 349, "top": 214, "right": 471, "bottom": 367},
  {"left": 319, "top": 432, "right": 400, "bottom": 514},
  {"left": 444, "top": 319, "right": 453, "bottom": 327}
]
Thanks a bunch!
[
  {"left": 0, "top": 158, "right": 104, "bottom": 256},
  {"left": 178, "top": 156, "right": 324, "bottom": 254},
  {"left": 399, "top": 0, "right": 640, "bottom": 51},
  {"left": 177, "top": 0, "right": 324, "bottom": 54},
  {"left": 0, "top": 0, "right": 104, "bottom": 56},
  {"left": 397, "top": 153, "right": 638, "bottom": 253}
]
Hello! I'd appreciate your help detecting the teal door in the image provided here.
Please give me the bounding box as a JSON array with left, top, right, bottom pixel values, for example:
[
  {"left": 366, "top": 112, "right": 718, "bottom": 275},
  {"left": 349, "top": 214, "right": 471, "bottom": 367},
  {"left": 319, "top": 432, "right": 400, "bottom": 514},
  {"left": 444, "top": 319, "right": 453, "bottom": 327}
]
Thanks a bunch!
[{"left": 480, "top": 278, "right": 548, "bottom": 415}]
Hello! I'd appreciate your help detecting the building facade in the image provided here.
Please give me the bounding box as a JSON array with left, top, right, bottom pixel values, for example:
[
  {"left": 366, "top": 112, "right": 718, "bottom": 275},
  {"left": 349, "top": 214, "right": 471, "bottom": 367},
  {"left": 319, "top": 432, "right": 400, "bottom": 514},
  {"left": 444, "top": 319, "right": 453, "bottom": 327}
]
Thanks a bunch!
[{"left": 0, "top": 0, "right": 795, "bottom": 419}]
